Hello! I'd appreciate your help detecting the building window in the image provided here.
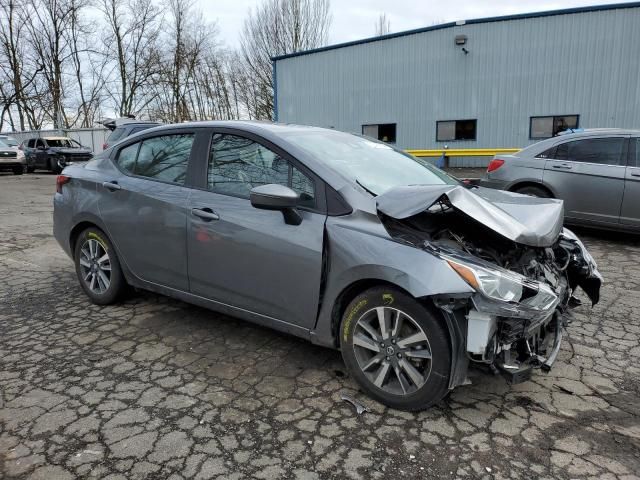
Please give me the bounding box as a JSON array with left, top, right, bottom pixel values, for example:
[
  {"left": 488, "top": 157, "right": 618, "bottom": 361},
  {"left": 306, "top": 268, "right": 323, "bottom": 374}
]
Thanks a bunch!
[
  {"left": 530, "top": 115, "right": 579, "bottom": 139},
  {"left": 436, "top": 119, "right": 477, "bottom": 141},
  {"left": 362, "top": 123, "right": 396, "bottom": 143}
]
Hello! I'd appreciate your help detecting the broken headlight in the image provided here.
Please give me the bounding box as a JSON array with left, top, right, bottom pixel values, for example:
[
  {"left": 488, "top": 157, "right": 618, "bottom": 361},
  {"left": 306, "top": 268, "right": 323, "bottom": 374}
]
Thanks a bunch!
[{"left": 444, "top": 255, "right": 558, "bottom": 312}]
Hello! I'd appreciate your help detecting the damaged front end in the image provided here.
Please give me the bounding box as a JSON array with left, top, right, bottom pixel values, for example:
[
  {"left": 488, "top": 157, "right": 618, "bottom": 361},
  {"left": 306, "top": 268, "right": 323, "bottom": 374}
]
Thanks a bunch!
[{"left": 377, "top": 185, "right": 602, "bottom": 386}]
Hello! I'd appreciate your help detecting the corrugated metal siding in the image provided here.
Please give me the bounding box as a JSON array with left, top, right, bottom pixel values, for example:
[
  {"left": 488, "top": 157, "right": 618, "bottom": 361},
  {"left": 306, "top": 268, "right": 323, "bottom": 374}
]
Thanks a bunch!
[{"left": 275, "top": 7, "right": 640, "bottom": 167}]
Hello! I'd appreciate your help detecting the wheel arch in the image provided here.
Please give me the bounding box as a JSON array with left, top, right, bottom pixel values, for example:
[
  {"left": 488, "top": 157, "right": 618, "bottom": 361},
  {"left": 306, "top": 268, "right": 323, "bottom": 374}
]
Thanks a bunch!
[
  {"left": 508, "top": 181, "right": 555, "bottom": 198},
  {"left": 68, "top": 214, "right": 113, "bottom": 255},
  {"left": 70, "top": 221, "right": 97, "bottom": 253},
  {"left": 328, "top": 279, "right": 414, "bottom": 349}
]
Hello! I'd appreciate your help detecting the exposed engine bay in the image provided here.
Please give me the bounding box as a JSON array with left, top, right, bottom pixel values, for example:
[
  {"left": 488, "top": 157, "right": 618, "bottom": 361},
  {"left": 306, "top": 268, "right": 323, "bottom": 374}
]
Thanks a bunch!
[{"left": 377, "top": 186, "right": 602, "bottom": 385}]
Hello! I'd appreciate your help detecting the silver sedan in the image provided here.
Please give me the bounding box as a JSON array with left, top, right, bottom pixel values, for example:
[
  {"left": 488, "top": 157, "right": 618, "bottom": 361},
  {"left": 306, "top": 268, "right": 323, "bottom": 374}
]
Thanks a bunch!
[
  {"left": 53, "top": 121, "right": 601, "bottom": 410},
  {"left": 480, "top": 129, "right": 640, "bottom": 232}
]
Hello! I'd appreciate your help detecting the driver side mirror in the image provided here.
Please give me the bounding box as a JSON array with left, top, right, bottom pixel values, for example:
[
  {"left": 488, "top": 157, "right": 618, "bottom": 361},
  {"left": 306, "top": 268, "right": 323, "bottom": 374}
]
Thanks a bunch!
[
  {"left": 250, "top": 184, "right": 302, "bottom": 225},
  {"left": 37, "top": 145, "right": 46, "bottom": 150}
]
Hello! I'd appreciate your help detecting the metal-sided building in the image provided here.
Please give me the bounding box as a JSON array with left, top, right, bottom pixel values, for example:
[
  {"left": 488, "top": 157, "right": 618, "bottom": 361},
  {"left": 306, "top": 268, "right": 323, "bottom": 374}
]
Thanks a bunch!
[{"left": 273, "top": 2, "right": 640, "bottom": 166}]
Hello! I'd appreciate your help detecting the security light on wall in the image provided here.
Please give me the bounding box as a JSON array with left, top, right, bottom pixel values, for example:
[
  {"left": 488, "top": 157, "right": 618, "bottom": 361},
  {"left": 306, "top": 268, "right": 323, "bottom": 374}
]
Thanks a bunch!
[{"left": 455, "top": 35, "right": 469, "bottom": 54}]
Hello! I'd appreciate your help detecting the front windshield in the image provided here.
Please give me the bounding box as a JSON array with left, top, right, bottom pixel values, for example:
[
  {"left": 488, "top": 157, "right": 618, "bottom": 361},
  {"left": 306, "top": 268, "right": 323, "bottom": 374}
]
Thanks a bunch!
[
  {"left": 0, "top": 137, "right": 18, "bottom": 147},
  {"left": 282, "top": 130, "right": 459, "bottom": 195},
  {"left": 46, "top": 138, "right": 74, "bottom": 148},
  {"left": 0, "top": 139, "right": 8, "bottom": 148}
]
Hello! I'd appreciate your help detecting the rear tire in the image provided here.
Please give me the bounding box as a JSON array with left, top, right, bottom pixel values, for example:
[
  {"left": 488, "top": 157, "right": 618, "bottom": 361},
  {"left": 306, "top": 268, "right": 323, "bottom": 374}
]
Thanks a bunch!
[
  {"left": 340, "top": 287, "right": 451, "bottom": 411},
  {"left": 74, "top": 227, "right": 126, "bottom": 305},
  {"left": 514, "top": 185, "right": 551, "bottom": 198},
  {"left": 26, "top": 166, "right": 35, "bottom": 173}
]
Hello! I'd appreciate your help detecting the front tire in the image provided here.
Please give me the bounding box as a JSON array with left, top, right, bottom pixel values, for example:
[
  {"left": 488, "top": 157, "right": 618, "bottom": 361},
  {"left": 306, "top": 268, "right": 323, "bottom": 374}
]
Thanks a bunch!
[
  {"left": 49, "top": 158, "right": 63, "bottom": 174},
  {"left": 74, "top": 227, "right": 126, "bottom": 305},
  {"left": 13, "top": 166, "right": 24, "bottom": 175},
  {"left": 340, "top": 287, "right": 451, "bottom": 411}
]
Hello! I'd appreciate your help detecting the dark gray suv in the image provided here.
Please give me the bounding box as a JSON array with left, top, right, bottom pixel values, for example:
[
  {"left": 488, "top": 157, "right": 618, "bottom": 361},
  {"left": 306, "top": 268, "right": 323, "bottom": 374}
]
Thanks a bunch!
[{"left": 53, "top": 121, "right": 601, "bottom": 410}]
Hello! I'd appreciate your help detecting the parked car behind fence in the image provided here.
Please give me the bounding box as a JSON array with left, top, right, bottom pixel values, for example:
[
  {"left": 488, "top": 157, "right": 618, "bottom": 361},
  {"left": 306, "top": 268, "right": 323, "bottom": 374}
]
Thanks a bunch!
[
  {"left": 0, "top": 137, "right": 26, "bottom": 175},
  {"left": 22, "top": 137, "right": 93, "bottom": 174}
]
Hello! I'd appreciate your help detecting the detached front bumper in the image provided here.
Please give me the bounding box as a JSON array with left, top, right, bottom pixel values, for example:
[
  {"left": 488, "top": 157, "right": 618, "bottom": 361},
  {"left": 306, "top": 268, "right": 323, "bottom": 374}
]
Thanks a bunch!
[{"left": 494, "top": 311, "right": 566, "bottom": 384}]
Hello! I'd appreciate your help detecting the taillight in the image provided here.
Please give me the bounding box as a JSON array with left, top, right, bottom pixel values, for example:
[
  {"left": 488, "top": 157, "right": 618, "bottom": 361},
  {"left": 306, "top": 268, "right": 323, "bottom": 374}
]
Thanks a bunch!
[
  {"left": 102, "top": 143, "right": 108, "bottom": 150},
  {"left": 487, "top": 159, "right": 505, "bottom": 173},
  {"left": 56, "top": 175, "right": 70, "bottom": 194}
]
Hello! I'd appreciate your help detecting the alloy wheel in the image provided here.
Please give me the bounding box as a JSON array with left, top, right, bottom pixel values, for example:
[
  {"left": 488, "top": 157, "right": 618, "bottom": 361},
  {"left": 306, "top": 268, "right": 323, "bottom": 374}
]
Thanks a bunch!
[
  {"left": 79, "top": 239, "right": 111, "bottom": 294},
  {"left": 352, "top": 306, "right": 433, "bottom": 396}
]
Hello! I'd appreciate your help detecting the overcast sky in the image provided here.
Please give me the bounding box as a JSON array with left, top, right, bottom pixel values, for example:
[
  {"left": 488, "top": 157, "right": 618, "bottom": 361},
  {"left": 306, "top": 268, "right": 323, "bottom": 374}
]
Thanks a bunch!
[{"left": 199, "top": 0, "right": 633, "bottom": 48}]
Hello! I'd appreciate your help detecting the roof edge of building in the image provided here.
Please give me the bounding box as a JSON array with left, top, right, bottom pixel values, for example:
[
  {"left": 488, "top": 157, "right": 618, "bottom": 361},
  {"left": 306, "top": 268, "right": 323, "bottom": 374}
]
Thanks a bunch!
[{"left": 271, "top": 2, "right": 640, "bottom": 62}]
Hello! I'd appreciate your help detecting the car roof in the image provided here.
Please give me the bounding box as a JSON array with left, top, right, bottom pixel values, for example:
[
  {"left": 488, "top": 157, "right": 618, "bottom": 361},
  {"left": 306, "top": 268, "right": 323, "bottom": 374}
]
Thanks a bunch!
[
  {"left": 556, "top": 128, "right": 640, "bottom": 138},
  {"left": 140, "top": 120, "right": 331, "bottom": 136},
  {"left": 42, "top": 136, "right": 71, "bottom": 141}
]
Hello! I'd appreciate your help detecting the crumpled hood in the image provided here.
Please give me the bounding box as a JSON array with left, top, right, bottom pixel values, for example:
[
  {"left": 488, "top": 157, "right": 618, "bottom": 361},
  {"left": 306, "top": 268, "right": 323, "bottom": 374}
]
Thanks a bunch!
[{"left": 376, "top": 185, "right": 564, "bottom": 247}]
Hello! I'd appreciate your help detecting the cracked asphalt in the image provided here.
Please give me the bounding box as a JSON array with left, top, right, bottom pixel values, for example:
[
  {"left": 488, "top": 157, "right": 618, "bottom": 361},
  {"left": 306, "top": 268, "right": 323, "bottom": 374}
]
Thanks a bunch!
[{"left": 1, "top": 173, "right": 640, "bottom": 480}]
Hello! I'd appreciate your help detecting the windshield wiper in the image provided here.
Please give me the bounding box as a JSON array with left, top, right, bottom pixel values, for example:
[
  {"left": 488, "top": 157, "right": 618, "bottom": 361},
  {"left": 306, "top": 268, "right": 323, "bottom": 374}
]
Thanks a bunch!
[{"left": 356, "top": 179, "right": 377, "bottom": 197}]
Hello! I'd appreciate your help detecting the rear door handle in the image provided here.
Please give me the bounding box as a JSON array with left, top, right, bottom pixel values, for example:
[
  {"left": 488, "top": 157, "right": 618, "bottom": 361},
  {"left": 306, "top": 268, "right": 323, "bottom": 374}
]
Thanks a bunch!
[
  {"left": 102, "top": 181, "right": 121, "bottom": 191},
  {"left": 191, "top": 207, "right": 219, "bottom": 221},
  {"left": 631, "top": 172, "right": 640, "bottom": 177},
  {"left": 552, "top": 164, "right": 572, "bottom": 170}
]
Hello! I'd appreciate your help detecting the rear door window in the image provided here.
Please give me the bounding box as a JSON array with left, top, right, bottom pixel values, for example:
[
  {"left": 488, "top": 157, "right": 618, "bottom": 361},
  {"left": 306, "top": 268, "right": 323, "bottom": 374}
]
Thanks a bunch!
[
  {"left": 535, "top": 146, "right": 557, "bottom": 159},
  {"left": 134, "top": 134, "right": 194, "bottom": 184},
  {"left": 116, "top": 142, "right": 139, "bottom": 173},
  {"left": 559, "top": 138, "right": 624, "bottom": 165}
]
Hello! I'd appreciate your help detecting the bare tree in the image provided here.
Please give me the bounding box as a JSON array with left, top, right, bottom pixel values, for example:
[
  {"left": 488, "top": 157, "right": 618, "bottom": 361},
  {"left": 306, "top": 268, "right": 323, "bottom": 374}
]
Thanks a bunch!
[
  {"left": 374, "top": 13, "right": 391, "bottom": 36},
  {"left": 23, "top": 0, "right": 83, "bottom": 127},
  {"left": 0, "top": 0, "right": 43, "bottom": 130},
  {"left": 99, "top": 0, "right": 162, "bottom": 118},
  {"left": 146, "top": 0, "right": 222, "bottom": 123},
  {"left": 65, "top": 0, "right": 108, "bottom": 127},
  {"left": 187, "top": 49, "right": 240, "bottom": 121},
  {"left": 1, "top": 0, "right": 333, "bottom": 132},
  {"left": 239, "top": 0, "right": 331, "bottom": 120}
]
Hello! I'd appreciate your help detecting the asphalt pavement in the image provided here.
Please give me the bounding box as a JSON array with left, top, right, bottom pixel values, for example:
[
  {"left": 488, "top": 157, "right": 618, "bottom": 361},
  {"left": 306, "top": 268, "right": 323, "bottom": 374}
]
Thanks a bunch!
[{"left": 1, "top": 173, "right": 639, "bottom": 479}]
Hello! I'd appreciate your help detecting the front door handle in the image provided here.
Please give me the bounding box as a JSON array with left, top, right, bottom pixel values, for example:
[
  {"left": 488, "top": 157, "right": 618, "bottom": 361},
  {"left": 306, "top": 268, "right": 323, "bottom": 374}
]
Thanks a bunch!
[
  {"left": 191, "top": 207, "right": 220, "bottom": 221},
  {"left": 552, "top": 164, "right": 572, "bottom": 170},
  {"left": 102, "top": 181, "right": 121, "bottom": 191}
]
